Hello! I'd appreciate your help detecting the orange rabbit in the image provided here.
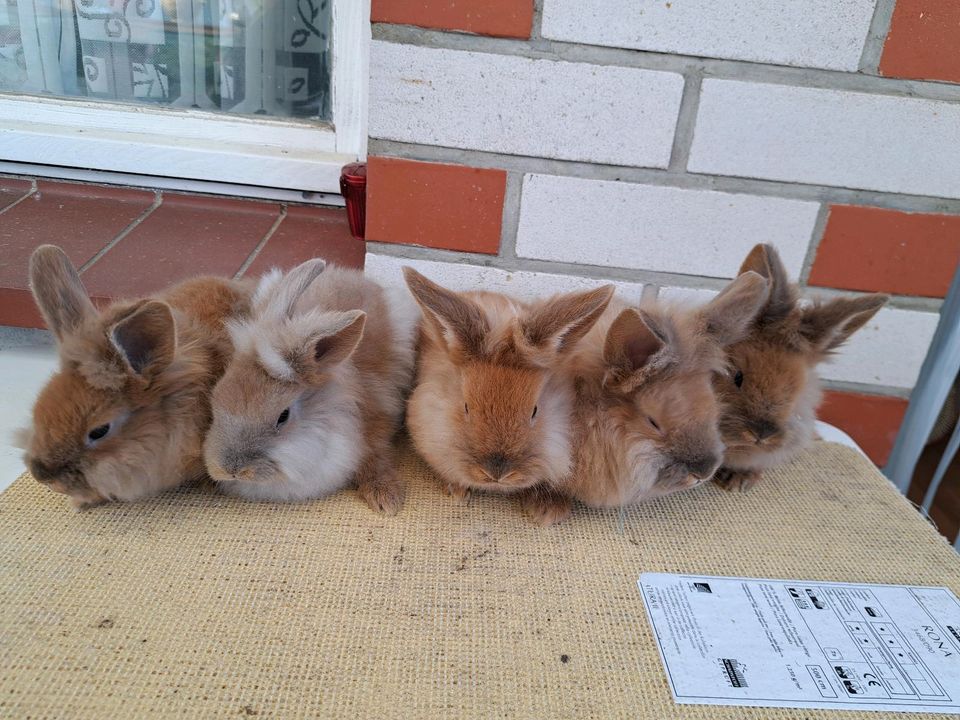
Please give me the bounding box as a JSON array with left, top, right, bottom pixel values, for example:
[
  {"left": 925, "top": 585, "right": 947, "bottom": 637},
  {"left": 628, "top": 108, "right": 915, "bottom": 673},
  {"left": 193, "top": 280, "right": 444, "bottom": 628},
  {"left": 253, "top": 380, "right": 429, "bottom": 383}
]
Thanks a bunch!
[
  {"left": 20, "top": 245, "right": 250, "bottom": 508},
  {"left": 403, "top": 267, "right": 613, "bottom": 519},
  {"left": 531, "top": 271, "right": 771, "bottom": 524}
]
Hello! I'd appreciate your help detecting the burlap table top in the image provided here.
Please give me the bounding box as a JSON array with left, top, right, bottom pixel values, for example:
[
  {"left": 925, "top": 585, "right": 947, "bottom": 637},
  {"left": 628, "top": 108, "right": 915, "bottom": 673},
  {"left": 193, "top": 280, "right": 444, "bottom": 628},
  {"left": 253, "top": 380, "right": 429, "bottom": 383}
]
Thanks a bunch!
[{"left": 0, "top": 439, "right": 957, "bottom": 719}]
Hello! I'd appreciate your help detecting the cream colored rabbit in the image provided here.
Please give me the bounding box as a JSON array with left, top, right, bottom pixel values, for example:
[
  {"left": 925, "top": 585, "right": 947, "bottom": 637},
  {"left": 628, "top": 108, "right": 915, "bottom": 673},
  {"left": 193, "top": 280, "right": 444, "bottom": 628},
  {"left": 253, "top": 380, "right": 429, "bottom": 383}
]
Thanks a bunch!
[{"left": 203, "top": 259, "right": 419, "bottom": 513}]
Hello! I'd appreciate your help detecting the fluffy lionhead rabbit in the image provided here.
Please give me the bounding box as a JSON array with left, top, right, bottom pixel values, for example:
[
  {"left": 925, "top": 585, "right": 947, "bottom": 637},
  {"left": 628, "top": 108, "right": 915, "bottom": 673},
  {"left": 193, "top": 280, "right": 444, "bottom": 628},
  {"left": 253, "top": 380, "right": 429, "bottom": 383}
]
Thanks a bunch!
[
  {"left": 203, "top": 259, "right": 418, "bottom": 514},
  {"left": 20, "top": 245, "right": 251, "bottom": 508},
  {"left": 713, "top": 244, "right": 888, "bottom": 492},
  {"left": 540, "top": 272, "right": 770, "bottom": 525},
  {"left": 403, "top": 268, "right": 613, "bottom": 516}
]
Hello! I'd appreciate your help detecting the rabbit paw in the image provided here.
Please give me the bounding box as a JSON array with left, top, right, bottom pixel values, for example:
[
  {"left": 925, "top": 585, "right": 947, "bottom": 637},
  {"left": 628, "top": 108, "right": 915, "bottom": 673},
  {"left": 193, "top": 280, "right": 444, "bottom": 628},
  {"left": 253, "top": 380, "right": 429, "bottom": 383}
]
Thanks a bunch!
[
  {"left": 519, "top": 488, "right": 572, "bottom": 526},
  {"left": 70, "top": 496, "right": 107, "bottom": 511},
  {"left": 442, "top": 482, "right": 472, "bottom": 503},
  {"left": 356, "top": 471, "right": 405, "bottom": 516},
  {"left": 713, "top": 467, "right": 760, "bottom": 493}
]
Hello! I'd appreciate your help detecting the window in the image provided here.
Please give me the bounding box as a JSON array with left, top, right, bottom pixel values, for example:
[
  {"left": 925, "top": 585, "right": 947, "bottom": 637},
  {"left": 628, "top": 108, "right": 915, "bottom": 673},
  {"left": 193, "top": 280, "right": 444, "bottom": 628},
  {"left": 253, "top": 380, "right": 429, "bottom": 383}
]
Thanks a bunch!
[{"left": 0, "top": 0, "right": 369, "bottom": 194}]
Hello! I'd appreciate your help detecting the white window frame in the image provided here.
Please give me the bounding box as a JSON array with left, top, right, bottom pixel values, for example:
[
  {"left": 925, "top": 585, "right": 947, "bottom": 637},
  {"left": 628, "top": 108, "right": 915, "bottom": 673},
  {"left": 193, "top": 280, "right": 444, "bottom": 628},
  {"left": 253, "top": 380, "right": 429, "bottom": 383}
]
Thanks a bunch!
[{"left": 0, "top": 0, "right": 369, "bottom": 195}]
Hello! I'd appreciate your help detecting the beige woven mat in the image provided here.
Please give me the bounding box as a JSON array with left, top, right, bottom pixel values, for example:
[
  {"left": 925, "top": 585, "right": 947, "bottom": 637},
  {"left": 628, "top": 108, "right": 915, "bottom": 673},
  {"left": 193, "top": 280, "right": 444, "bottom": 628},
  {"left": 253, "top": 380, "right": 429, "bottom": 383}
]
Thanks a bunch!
[{"left": 1, "top": 440, "right": 957, "bottom": 719}]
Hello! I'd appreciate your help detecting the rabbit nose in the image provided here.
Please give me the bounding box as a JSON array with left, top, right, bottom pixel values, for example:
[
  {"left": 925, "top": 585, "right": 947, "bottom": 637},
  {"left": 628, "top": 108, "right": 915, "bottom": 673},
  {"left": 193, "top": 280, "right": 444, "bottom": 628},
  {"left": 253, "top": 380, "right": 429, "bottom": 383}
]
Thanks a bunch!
[
  {"left": 29, "top": 459, "right": 52, "bottom": 481},
  {"left": 29, "top": 458, "right": 87, "bottom": 491},
  {"left": 683, "top": 454, "right": 721, "bottom": 481},
  {"left": 221, "top": 451, "right": 258, "bottom": 477},
  {"left": 234, "top": 466, "right": 257, "bottom": 481},
  {"left": 749, "top": 420, "right": 778, "bottom": 442},
  {"left": 30, "top": 458, "right": 65, "bottom": 483},
  {"left": 483, "top": 453, "right": 512, "bottom": 481}
]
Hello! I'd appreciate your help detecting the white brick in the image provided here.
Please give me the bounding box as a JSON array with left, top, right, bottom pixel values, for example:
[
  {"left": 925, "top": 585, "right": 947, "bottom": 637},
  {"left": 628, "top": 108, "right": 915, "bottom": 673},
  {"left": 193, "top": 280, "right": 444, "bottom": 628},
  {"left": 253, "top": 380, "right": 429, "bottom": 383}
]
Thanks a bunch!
[
  {"left": 369, "top": 42, "right": 683, "bottom": 168},
  {"left": 542, "top": 0, "right": 875, "bottom": 71},
  {"left": 656, "top": 288, "right": 937, "bottom": 390},
  {"left": 818, "top": 307, "right": 938, "bottom": 390},
  {"left": 364, "top": 253, "right": 645, "bottom": 305},
  {"left": 690, "top": 81, "right": 960, "bottom": 200},
  {"left": 515, "top": 175, "right": 818, "bottom": 278}
]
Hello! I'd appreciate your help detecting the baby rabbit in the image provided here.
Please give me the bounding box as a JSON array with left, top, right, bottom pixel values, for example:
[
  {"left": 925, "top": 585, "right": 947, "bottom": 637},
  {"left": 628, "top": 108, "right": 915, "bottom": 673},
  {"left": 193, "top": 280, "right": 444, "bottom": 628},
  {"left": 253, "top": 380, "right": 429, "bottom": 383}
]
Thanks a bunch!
[
  {"left": 403, "top": 268, "right": 613, "bottom": 514},
  {"left": 713, "top": 244, "right": 888, "bottom": 492},
  {"left": 203, "top": 259, "right": 418, "bottom": 514},
  {"left": 535, "top": 272, "right": 770, "bottom": 524},
  {"left": 21, "top": 245, "right": 251, "bottom": 508}
]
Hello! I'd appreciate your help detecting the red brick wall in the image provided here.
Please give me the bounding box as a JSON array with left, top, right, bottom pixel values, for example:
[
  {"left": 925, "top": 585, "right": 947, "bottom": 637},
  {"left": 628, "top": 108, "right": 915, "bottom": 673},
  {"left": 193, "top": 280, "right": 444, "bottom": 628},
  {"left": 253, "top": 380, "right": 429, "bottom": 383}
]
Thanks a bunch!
[
  {"left": 371, "top": 0, "right": 533, "bottom": 38},
  {"left": 366, "top": 0, "right": 960, "bottom": 467}
]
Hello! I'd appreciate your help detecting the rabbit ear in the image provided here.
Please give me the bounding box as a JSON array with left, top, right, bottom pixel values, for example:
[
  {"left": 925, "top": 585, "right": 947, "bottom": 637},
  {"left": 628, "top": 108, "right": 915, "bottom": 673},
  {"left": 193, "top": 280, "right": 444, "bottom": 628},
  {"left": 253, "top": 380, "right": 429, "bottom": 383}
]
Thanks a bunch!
[
  {"left": 296, "top": 311, "right": 366, "bottom": 384},
  {"left": 800, "top": 293, "right": 888, "bottom": 352},
  {"left": 257, "top": 259, "right": 326, "bottom": 319},
  {"left": 739, "top": 243, "right": 795, "bottom": 322},
  {"left": 110, "top": 300, "right": 177, "bottom": 381},
  {"left": 29, "top": 245, "right": 97, "bottom": 341},
  {"left": 603, "top": 308, "right": 665, "bottom": 373},
  {"left": 523, "top": 285, "right": 614, "bottom": 355},
  {"left": 403, "top": 267, "right": 489, "bottom": 358},
  {"left": 700, "top": 270, "right": 770, "bottom": 347}
]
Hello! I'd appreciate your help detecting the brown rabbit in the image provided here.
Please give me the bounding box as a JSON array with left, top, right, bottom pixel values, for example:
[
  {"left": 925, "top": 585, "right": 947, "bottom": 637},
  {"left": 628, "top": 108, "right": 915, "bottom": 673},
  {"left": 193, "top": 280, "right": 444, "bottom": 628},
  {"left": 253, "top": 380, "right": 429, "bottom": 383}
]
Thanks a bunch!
[
  {"left": 403, "top": 267, "right": 613, "bottom": 516},
  {"left": 20, "top": 245, "right": 250, "bottom": 508},
  {"left": 713, "top": 244, "right": 888, "bottom": 492},
  {"left": 532, "top": 272, "right": 771, "bottom": 524}
]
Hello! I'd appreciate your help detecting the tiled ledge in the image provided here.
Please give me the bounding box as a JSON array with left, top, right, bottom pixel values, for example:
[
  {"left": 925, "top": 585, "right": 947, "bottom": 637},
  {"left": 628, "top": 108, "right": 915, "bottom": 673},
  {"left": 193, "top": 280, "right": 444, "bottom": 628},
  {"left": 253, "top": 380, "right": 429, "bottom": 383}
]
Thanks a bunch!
[{"left": 0, "top": 177, "right": 364, "bottom": 329}]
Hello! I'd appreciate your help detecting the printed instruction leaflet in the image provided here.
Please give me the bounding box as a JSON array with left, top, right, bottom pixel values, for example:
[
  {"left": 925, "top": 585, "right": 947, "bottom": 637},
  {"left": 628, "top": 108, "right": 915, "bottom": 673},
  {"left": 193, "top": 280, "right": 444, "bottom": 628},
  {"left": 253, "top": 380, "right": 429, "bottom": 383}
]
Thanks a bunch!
[{"left": 638, "top": 573, "right": 960, "bottom": 713}]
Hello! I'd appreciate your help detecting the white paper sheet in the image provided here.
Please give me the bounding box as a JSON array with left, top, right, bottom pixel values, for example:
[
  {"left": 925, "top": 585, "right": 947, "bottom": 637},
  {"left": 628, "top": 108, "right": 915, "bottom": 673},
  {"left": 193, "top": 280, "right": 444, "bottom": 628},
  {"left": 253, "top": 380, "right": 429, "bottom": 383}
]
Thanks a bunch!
[{"left": 638, "top": 573, "right": 960, "bottom": 714}]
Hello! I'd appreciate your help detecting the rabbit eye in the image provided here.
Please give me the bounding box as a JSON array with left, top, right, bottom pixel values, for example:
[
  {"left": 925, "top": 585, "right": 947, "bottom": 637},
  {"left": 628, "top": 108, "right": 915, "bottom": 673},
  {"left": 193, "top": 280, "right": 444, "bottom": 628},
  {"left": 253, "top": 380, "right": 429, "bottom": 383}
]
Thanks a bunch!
[
  {"left": 87, "top": 423, "right": 111, "bottom": 443},
  {"left": 647, "top": 416, "right": 661, "bottom": 432},
  {"left": 531, "top": 405, "right": 538, "bottom": 420},
  {"left": 276, "top": 408, "right": 290, "bottom": 428},
  {"left": 733, "top": 370, "right": 744, "bottom": 388},
  {"left": 464, "top": 403, "right": 469, "bottom": 415}
]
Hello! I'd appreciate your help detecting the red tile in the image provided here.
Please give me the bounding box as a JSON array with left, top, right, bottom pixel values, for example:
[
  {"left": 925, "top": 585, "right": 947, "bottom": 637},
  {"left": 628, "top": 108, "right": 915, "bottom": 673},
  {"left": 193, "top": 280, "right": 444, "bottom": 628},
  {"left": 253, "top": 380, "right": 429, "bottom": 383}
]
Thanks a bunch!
[
  {"left": 818, "top": 390, "right": 909, "bottom": 466},
  {"left": 0, "top": 177, "right": 33, "bottom": 212},
  {"left": 243, "top": 206, "right": 364, "bottom": 278},
  {"left": 371, "top": 0, "right": 533, "bottom": 38},
  {"left": 0, "top": 181, "right": 154, "bottom": 292},
  {"left": 0, "top": 288, "right": 44, "bottom": 329},
  {"left": 366, "top": 156, "right": 505, "bottom": 255},
  {"left": 880, "top": 0, "right": 960, "bottom": 84},
  {"left": 809, "top": 205, "right": 960, "bottom": 298},
  {"left": 81, "top": 194, "right": 281, "bottom": 299}
]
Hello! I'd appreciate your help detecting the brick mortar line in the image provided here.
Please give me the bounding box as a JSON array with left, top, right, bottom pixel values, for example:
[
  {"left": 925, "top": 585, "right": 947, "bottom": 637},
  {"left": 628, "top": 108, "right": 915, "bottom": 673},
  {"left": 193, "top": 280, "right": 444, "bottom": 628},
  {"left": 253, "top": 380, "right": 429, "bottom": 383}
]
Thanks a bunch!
[
  {"left": 0, "top": 180, "right": 37, "bottom": 216},
  {"left": 799, "top": 203, "right": 832, "bottom": 285},
  {"left": 821, "top": 379, "right": 912, "bottom": 400},
  {"left": 364, "top": 241, "right": 944, "bottom": 313},
  {"left": 642, "top": 284, "right": 660, "bottom": 303},
  {"left": 369, "top": 139, "right": 960, "bottom": 214},
  {"left": 498, "top": 171, "right": 524, "bottom": 260},
  {"left": 858, "top": 0, "right": 898, "bottom": 74},
  {"left": 372, "top": 24, "right": 960, "bottom": 103},
  {"left": 530, "top": 0, "right": 545, "bottom": 41},
  {"left": 802, "top": 286, "right": 941, "bottom": 312},
  {"left": 234, "top": 206, "right": 288, "bottom": 279},
  {"left": 667, "top": 71, "right": 703, "bottom": 172},
  {"left": 78, "top": 192, "right": 162, "bottom": 275}
]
